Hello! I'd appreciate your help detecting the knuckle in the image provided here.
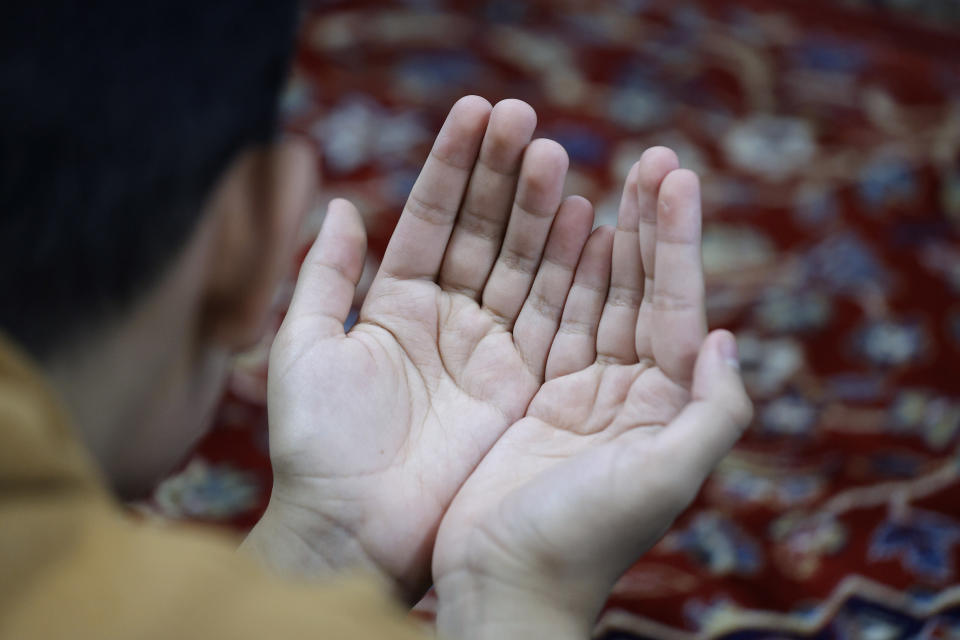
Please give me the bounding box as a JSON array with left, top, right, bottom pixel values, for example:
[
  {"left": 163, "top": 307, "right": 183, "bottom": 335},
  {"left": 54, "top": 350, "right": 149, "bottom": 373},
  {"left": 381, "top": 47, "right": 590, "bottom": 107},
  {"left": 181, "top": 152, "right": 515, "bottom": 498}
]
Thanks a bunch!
[
  {"left": 557, "top": 316, "right": 595, "bottom": 336},
  {"left": 528, "top": 290, "right": 563, "bottom": 319},
  {"left": 718, "top": 390, "right": 754, "bottom": 437},
  {"left": 457, "top": 205, "right": 503, "bottom": 241},
  {"left": 405, "top": 193, "right": 450, "bottom": 226},
  {"left": 734, "top": 391, "right": 755, "bottom": 431},
  {"left": 652, "top": 289, "right": 698, "bottom": 313},
  {"left": 500, "top": 246, "right": 540, "bottom": 275},
  {"left": 605, "top": 285, "right": 643, "bottom": 309}
]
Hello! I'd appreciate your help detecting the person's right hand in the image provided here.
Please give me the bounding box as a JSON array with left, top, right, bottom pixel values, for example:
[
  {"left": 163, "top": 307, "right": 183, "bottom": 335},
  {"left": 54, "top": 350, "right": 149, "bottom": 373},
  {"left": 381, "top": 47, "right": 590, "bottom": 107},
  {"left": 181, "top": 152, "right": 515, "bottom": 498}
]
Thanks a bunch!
[
  {"left": 248, "top": 96, "right": 600, "bottom": 601},
  {"left": 431, "top": 157, "right": 754, "bottom": 638}
]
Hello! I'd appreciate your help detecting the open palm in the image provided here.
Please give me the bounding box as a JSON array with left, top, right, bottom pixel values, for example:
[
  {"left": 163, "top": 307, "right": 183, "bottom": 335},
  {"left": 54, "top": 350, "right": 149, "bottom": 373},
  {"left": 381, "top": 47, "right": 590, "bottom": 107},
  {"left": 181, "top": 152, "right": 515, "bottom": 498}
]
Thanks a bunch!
[
  {"left": 264, "top": 97, "right": 609, "bottom": 598},
  {"left": 432, "top": 157, "right": 753, "bottom": 625}
]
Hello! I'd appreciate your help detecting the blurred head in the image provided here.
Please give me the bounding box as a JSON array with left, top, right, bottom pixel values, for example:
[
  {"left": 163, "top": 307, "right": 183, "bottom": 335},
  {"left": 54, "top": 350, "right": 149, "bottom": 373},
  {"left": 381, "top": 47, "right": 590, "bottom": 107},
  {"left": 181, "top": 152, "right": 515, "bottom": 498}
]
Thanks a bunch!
[{"left": 0, "top": 2, "right": 312, "bottom": 496}]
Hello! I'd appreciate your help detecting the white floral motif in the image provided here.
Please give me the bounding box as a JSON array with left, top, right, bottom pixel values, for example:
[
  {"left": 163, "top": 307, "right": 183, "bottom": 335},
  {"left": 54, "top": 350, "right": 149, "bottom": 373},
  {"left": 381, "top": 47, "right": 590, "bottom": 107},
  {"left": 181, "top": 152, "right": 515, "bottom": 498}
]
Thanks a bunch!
[{"left": 723, "top": 114, "right": 817, "bottom": 181}]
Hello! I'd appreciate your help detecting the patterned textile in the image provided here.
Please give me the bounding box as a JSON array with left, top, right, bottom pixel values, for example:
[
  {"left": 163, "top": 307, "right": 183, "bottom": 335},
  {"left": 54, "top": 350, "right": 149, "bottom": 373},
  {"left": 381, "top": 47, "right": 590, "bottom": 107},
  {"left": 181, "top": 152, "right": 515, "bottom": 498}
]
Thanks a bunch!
[{"left": 141, "top": 1, "right": 960, "bottom": 637}]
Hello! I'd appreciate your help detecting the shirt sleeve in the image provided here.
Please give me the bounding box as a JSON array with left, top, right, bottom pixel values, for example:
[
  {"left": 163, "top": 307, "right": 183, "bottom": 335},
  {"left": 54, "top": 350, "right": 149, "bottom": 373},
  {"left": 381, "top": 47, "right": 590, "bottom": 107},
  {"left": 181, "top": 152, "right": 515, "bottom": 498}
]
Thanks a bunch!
[{"left": 0, "top": 501, "right": 432, "bottom": 640}]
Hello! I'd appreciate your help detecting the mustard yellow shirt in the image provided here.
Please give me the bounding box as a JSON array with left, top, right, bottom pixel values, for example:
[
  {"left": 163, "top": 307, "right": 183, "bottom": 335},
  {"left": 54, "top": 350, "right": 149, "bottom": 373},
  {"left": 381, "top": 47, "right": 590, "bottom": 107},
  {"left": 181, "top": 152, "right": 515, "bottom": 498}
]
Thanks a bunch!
[{"left": 0, "top": 335, "right": 429, "bottom": 639}]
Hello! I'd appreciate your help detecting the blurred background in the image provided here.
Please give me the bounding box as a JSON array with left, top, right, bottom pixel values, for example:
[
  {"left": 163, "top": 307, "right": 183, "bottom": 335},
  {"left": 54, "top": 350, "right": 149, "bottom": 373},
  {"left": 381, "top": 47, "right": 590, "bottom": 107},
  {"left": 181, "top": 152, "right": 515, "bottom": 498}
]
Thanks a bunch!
[{"left": 138, "top": 1, "right": 960, "bottom": 637}]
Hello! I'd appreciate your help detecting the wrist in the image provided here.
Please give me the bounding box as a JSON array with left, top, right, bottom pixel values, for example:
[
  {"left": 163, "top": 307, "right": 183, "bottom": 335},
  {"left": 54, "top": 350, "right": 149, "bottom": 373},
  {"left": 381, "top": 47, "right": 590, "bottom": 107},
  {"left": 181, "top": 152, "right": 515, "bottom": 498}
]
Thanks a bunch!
[
  {"left": 240, "top": 492, "right": 390, "bottom": 588},
  {"left": 435, "top": 569, "right": 597, "bottom": 640},
  {"left": 244, "top": 476, "right": 432, "bottom": 605}
]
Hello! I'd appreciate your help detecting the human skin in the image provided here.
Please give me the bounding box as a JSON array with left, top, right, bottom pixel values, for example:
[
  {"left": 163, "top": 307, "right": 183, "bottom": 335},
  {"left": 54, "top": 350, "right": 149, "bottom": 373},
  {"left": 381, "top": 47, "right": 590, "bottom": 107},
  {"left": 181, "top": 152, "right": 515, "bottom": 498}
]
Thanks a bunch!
[
  {"left": 245, "top": 96, "right": 753, "bottom": 627},
  {"left": 44, "top": 87, "right": 752, "bottom": 633}
]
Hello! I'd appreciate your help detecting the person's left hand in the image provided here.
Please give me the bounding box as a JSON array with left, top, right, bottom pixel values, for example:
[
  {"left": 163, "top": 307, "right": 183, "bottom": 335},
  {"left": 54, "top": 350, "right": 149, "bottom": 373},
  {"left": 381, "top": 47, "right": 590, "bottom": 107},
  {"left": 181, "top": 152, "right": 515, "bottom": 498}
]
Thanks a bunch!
[{"left": 431, "top": 159, "right": 754, "bottom": 636}]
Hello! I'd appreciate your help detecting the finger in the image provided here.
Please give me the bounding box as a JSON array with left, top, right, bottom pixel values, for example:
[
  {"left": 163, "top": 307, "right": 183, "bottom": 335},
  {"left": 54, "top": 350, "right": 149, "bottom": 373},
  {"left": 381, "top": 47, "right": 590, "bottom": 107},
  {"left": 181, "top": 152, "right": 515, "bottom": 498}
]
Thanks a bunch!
[
  {"left": 513, "top": 196, "right": 595, "bottom": 379},
  {"left": 286, "top": 198, "right": 367, "bottom": 339},
  {"left": 375, "top": 95, "right": 492, "bottom": 283},
  {"left": 544, "top": 226, "right": 615, "bottom": 380},
  {"left": 634, "top": 147, "right": 680, "bottom": 362},
  {"left": 656, "top": 330, "right": 753, "bottom": 481},
  {"left": 595, "top": 161, "right": 644, "bottom": 364},
  {"left": 481, "top": 139, "right": 569, "bottom": 326},
  {"left": 651, "top": 169, "right": 707, "bottom": 385},
  {"left": 438, "top": 99, "right": 538, "bottom": 298}
]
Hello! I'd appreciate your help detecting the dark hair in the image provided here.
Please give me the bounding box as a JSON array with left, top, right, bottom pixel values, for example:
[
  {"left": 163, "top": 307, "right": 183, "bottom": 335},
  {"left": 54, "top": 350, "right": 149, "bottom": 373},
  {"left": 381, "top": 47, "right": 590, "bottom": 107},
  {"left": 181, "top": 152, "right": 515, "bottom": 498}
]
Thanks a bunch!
[{"left": 0, "top": 2, "right": 299, "bottom": 359}]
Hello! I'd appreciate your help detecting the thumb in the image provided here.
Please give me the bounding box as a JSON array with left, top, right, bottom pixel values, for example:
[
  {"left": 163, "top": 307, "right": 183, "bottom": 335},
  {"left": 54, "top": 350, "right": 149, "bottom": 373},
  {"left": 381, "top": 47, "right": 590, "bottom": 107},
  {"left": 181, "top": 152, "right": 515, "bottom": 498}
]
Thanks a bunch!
[
  {"left": 657, "top": 329, "right": 753, "bottom": 476},
  {"left": 285, "top": 198, "right": 367, "bottom": 338}
]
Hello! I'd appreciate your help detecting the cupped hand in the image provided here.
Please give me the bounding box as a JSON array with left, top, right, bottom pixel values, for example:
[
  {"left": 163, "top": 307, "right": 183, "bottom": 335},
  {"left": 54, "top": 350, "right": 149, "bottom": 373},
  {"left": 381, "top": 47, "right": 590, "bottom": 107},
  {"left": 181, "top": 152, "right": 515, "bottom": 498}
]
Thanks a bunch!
[
  {"left": 258, "top": 97, "right": 601, "bottom": 600},
  {"left": 432, "top": 153, "right": 754, "bottom": 631}
]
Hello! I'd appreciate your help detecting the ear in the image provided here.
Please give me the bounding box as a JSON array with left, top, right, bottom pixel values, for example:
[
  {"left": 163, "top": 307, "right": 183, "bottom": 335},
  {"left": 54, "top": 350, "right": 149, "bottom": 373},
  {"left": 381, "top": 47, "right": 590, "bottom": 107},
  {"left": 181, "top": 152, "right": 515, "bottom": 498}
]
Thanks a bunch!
[{"left": 200, "top": 138, "right": 318, "bottom": 350}]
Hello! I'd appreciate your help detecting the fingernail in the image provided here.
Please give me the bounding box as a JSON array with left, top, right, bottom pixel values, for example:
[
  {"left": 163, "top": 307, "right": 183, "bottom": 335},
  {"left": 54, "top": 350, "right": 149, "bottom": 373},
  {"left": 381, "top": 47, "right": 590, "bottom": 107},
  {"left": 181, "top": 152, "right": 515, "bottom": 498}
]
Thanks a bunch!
[{"left": 718, "top": 332, "right": 739, "bottom": 371}]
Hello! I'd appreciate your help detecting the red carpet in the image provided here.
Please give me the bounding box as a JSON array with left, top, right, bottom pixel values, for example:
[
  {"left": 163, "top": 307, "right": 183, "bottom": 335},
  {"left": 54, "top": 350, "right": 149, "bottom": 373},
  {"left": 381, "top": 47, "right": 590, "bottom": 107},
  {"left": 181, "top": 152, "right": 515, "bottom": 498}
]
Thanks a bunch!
[{"left": 141, "top": 2, "right": 960, "bottom": 637}]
